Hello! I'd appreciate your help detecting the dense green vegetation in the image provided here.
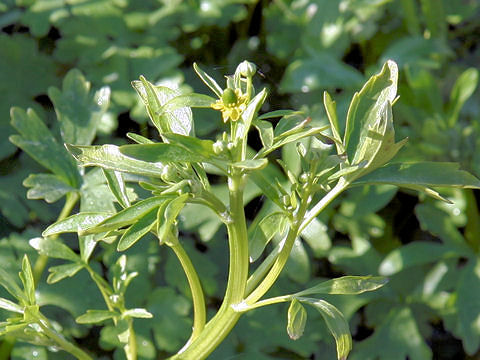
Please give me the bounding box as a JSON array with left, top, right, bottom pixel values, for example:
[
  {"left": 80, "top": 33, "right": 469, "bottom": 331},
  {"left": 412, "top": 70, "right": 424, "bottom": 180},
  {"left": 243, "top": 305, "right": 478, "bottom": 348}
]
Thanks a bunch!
[{"left": 1, "top": 1, "right": 480, "bottom": 359}]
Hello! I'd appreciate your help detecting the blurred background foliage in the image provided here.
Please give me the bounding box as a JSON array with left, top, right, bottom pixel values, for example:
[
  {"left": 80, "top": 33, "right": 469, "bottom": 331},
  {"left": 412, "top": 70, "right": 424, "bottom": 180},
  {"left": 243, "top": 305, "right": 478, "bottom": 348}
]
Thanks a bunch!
[{"left": 1, "top": 0, "right": 480, "bottom": 359}]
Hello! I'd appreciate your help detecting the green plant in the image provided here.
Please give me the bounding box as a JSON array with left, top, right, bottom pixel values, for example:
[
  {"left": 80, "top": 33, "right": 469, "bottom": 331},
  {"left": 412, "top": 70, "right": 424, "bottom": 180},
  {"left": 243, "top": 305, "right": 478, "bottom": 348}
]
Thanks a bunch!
[{"left": 2, "top": 59, "right": 480, "bottom": 360}]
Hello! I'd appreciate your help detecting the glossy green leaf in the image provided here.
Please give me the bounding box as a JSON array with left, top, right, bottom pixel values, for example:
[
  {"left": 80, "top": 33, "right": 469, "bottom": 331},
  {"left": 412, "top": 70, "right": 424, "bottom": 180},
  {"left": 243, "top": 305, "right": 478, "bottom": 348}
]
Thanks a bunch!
[
  {"left": 447, "top": 67, "right": 478, "bottom": 126},
  {"left": 295, "top": 276, "right": 388, "bottom": 296},
  {"left": 232, "top": 159, "right": 268, "bottom": 171},
  {"left": 19, "top": 256, "right": 35, "bottom": 306},
  {"left": 102, "top": 169, "right": 131, "bottom": 208},
  {"left": 82, "top": 196, "right": 172, "bottom": 235},
  {"left": 162, "top": 133, "right": 221, "bottom": 161},
  {"left": 48, "top": 68, "right": 110, "bottom": 146},
  {"left": 10, "top": 107, "right": 80, "bottom": 188},
  {"left": 122, "top": 308, "right": 153, "bottom": 319},
  {"left": 42, "top": 212, "right": 112, "bottom": 237},
  {"left": 29, "top": 237, "right": 80, "bottom": 262},
  {"left": 158, "top": 194, "right": 189, "bottom": 245},
  {"left": 353, "top": 162, "right": 480, "bottom": 191},
  {"left": 253, "top": 119, "right": 274, "bottom": 148},
  {"left": 238, "top": 88, "right": 268, "bottom": 138},
  {"left": 117, "top": 208, "right": 157, "bottom": 251},
  {"left": 162, "top": 93, "right": 216, "bottom": 113},
  {"left": 76, "top": 309, "right": 118, "bottom": 324},
  {"left": 287, "top": 299, "right": 307, "bottom": 340},
  {"left": 47, "top": 263, "right": 84, "bottom": 284},
  {"left": 324, "top": 91, "right": 343, "bottom": 153},
  {"left": 249, "top": 212, "right": 288, "bottom": 262},
  {"left": 344, "top": 60, "right": 398, "bottom": 164},
  {"left": 126, "top": 132, "right": 155, "bottom": 144},
  {"left": 67, "top": 143, "right": 166, "bottom": 178},
  {"left": 300, "top": 298, "right": 352, "bottom": 360},
  {"left": 0, "top": 297, "right": 23, "bottom": 314},
  {"left": 22, "top": 173, "right": 74, "bottom": 204},
  {"left": 193, "top": 63, "right": 223, "bottom": 98},
  {"left": 119, "top": 143, "right": 207, "bottom": 163},
  {"left": 257, "top": 110, "right": 299, "bottom": 120},
  {"left": 0, "top": 267, "right": 27, "bottom": 304}
]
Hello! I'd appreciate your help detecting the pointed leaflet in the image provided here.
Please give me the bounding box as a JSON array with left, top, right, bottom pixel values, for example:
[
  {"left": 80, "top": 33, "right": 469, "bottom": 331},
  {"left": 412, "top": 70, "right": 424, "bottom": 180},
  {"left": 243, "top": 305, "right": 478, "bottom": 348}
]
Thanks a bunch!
[
  {"left": 158, "top": 194, "right": 189, "bottom": 245},
  {"left": 119, "top": 142, "right": 208, "bottom": 163},
  {"left": 67, "top": 143, "right": 167, "bottom": 178},
  {"left": 0, "top": 298, "right": 24, "bottom": 314},
  {"left": 47, "top": 263, "right": 84, "bottom": 284},
  {"left": 10, "top": 107, "right": 80, "bottom": 188},
  {"left": 447, "top": 67, "right": 479, "bottom": 126},
  {"left": 117, "top": 208, "right": 157, "bottom": 251},
  {"left": 294, "top": 276, "right": 388, "bottom": 297},
  {"left": 249, "top": 212, "right": 288, "bottom": 262},
  {"left": 344, "top": 60, "right": 398, "bottom": 164},
  {"left": 102, "top": 169, "right": 130, "bottom": 208},
  {"left": 300, "top": 298, "right": 352, "bottom": 360},
  {"left": 48, "top": 68, "right": 110, "bottom": 146},
  {"left": 324, "top": 91, "right": 343, "bottom": 154},
  {"left": 19, "top": 256, "right": 35, "bottom": 306},
  {"left": 353, "top": 162, "right": 480, "bottom": 191},
  {"left": 237, "top": 88, "right": 268, "bottom": 139},
  {"left": 76, "top": 310, "right": 118, "bottom": 324},
  {"left": 132, "top": 77, "right": 193, "bottom": 136},
  {"left": 81, "top": 196, "right": 172, "bottom": 235},
  {"left": 0, "top": 267, "right": 27, "bottom": 304},
  {"left": 43, "top": 212, "right": 112, "bottom": 236},
  {"left": 29, "top": 237, "right": 80, "bottom": 262},
  {"left": 193, "top": 63, "right": 223, "bottom": 98},
  {"left": 23, "top": 173, "right": 74, "bottom": 203}
]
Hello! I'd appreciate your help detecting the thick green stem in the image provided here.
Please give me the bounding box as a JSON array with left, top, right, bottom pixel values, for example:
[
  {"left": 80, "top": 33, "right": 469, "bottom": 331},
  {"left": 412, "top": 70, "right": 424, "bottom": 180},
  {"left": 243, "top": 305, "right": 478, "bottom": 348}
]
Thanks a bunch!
[
  {"left": 169, "top": 241, "right": 206, "bottom": 345},
  {"left": 33, "top": 191, "right": 80, "bottom": 285},
  {"left": 169, "top": 172, "right": 249, "bottom": 360}
]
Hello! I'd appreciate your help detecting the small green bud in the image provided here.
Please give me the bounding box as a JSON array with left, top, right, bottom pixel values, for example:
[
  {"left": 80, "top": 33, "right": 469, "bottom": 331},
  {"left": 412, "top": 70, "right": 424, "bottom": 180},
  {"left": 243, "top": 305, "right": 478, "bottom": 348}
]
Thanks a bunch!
[
  {"left": 282, "top": 195, "right": 291, "bottom": 207},
  {"left": 213, "top": 140, "right": 225, "bottom": 155},
  {"left": 221, "top": 88, "right": 237, "bottom": 106},
  {"left": 299, "top": 172, "right": 310, "bottom": 183},
  {"left": 237, "top": 60, "right": 257, "bottom": 77},
  {"left": 161, "top": 164, "right": 179, "bottom": 183}
]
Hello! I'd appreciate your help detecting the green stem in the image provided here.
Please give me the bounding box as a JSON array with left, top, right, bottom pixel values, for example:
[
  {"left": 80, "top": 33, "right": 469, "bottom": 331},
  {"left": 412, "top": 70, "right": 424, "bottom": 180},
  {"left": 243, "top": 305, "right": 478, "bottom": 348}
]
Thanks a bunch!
[
  {"left": 169, "top": 172, "right": 249, "bottom": 360},
  {"left": 169, "top": 240, "right": 206, "bottom": 345},
  {"left": 234, "top": 294, "right": 292, "bottom": 312},
  {"left": 246, "top": 180, "right": 347, "bottom": 305},
  {"left": 38, "top": 317, "right": 92, "bottom": 360},
  {"left": 125, "top": 318, "right": 137, "bottom": 360},
  {"left": 33, "top": 191, "right": 80, "bottom": 285}
]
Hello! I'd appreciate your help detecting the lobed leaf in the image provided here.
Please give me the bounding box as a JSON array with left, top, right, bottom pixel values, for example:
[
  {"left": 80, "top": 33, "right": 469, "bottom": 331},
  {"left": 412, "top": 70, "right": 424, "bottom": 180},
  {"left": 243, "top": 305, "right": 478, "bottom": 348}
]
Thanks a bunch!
[
  {"left": 117, "top": 208, "right": 157, "bottom": 251},
  {"left": 42, "top": 212, "right": 112, "bottom": 237},
  {"left": 23, "top": 173, "right": 74, "bottom": 203},
  {"left": 76, "top": 309, "right": 118, "bottom": 324},
  {"left": 119, "top": 143, "right": 207, "bottom": 163},
  {"left": 47, "top": 263, "right": 84, "bottom": 284},
  {"left": 29, "top": 237, "right": 80, "bottom": 262}
]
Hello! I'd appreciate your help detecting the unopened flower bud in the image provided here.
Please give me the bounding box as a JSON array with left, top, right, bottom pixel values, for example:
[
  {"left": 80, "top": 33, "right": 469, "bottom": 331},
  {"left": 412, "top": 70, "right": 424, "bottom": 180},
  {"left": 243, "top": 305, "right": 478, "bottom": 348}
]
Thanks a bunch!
[{"left": 237, "top": 60, "right": 257, "bottom": 77}]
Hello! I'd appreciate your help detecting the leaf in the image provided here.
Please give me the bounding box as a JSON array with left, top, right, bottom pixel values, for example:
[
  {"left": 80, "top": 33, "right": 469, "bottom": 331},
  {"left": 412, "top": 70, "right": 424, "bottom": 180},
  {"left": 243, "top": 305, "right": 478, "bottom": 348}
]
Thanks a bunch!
[
  {"left": 119, "top": 143, "right": 207, "bottom": 163},
  {"left": 23, "top": 174, "right": 75, "bottom": 203},
  {"left": 47, "top": 263, "right": 84, "bottom": 284},
  {"left": 48, "top": 68, "right": 110, "bottom": 146},
  {"left": 285, "top": 238, "right": 310, "bottom": 284},
  {"left": 122, "top": 308, "right": 153, "bottom": 319},
  {"left": 237, "top": 88, "right": 268, "bottom": 139},
  {"left": 351, "top": 306, "right": 432, "bottom": 360},
  {"left": 324, "top": 91, "right": 343, "bottom": 153},
  {"left": 447, "top": 67, "right": 479, "bottom": 126},
  {"left": 232, "top": 159, "right": 268, "bottom": 171},
  {"left": 258, "top": 110, "right": 299, "bottom": 120},
  {"left": 67, "top": 143, "right": 166, "bottom": 178},
  {"left": 162, "top": 93, "right": 216, "bottom": 113},
  {"left": 0, "top": 267, "right": 27, "bottom": 304},
  {"left": 162, "top": 133, "right": 220, "bottom": 161},
  {"left": 253, "top": 119, "right": 274, "bottom": 148},
  {"left": 249, "top": 212, "right": 288, "bottom": 262},
  {"left": 42, "top": 212, "right": 112, "bottom": 237},
  {"left": 378, "top": 242, "right": 458, "bottom": 276},
  {"left": 344, "top": 60, "right": 398, "bottom": 164},
  {"left": 295, "top": 276, "right": 388, "bottom": 297},
  {"left": 126, "top": 132, "right": 155, "bottom": 144},
  {"left": 82, "top": 196, "right": 172, "bottom": 235},
  {"left": 132, "top": 77, "right": 194, "bottom": 136},
  {"left": 102, "top": 169, "right": 130, "bottom": 208},
  {"left": 287, "top": 299, "right": 307, "bottom": 340},
  {"left": 300, "top": 298, "right": 352, "bottom": 360},
  {"left": 280, "top": 54, "right": 364, "bottom": 93},
  {"left": 76, "top": 309, "right": 118, "bottom": 324},
  {"left": 10, "top": 107, "right": 80, "bottom": 188},
  {"left": 29, "top": 237, "right": 80, "bottom": 262},
  {"left": 19, "top": 256, "right": 35, "bottom": 306},
  {"left": 456, "top": 258, "right": 480, "bottom": 355},
  {"left": 158, "top": 194, "right": 189, "bottom": 245},
  {"left": 0, "top": 297, "right": 23, "bottom": 314},
  {"left": 117, "top": 208, "right": 157, "bottom": 251},
  {"left": 353, "top": 162, "right": 480, "bottom": 193},
  {"left": 193, "top": 63, "right": 223, "bottom": 98}
]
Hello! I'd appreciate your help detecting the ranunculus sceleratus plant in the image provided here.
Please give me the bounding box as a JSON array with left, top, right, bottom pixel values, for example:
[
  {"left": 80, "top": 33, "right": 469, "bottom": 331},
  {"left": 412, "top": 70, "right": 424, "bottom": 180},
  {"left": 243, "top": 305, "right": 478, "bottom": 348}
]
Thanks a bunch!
[{"left": 3, "top": 60, "right": 480, "bottom": 360}]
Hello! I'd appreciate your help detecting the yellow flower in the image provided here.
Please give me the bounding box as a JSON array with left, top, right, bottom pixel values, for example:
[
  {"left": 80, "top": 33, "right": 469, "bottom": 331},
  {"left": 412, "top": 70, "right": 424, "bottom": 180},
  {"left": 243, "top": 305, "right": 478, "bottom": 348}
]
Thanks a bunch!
[{"left": 211, "top": 88, "right": 247, "bottom": 122}]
